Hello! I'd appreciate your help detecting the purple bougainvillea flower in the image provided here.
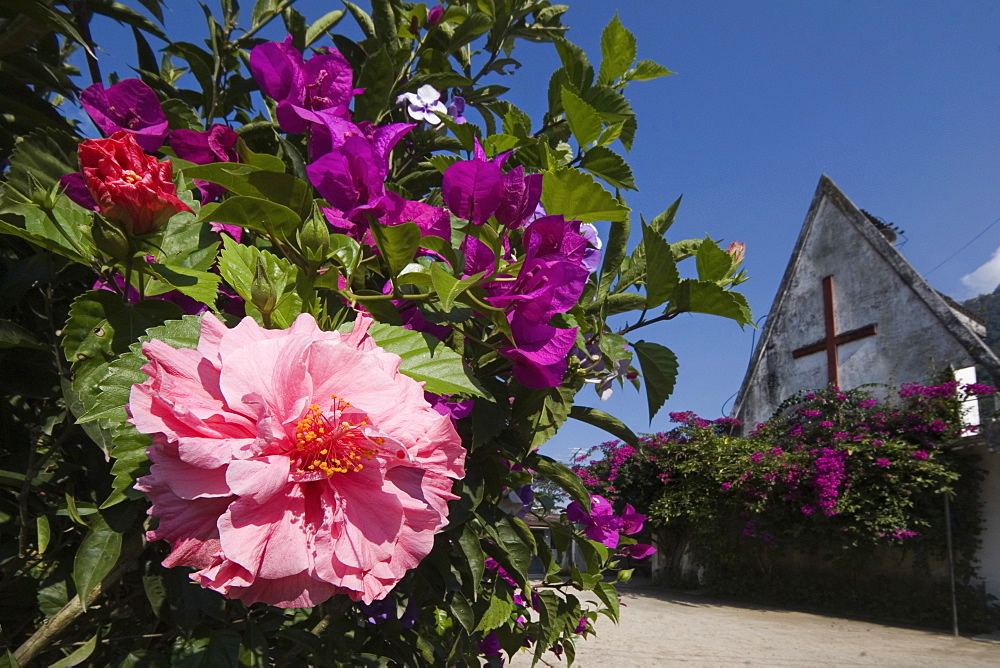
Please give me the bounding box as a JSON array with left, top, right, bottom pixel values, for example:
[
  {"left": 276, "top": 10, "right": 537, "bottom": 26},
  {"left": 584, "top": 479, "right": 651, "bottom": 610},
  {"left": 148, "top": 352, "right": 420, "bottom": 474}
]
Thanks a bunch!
[
  {"left": 249, "top": 37, "right": 356, "bottom": 134},
  {"left": 427, "top": 4, "right": 444, "bottom": 27},
  {"left": 493, "top": 166, "right": 543, "bottom": 229},
  {"left": 425, "top": 392, "right": 474, "bottom": 420},
  {"left": 170, "top": 124, "right": 240, "bottom": 202},
  {"left": 479, "top": 632, "right": 502, "bottom": 660},
  {"left": 308, "top": 135, "right": 385, "bottom": 213},
  {"left": 500, "top": 318, "right": 577, "bottom": 389},
  {"left": 620, "top": 543, "right": 656, "bottom": 559},
  {"left": 59, "top": 172, "right": 97, "bottom": 210},
  {"left": 567, "top": 495, "right": 624, "bottom": 548},
  {"left": 81, "top": 79, "right": 168, "bottom": 152},
  {"left": 209, "top": 222, "right": 243, "bottom": 243},
  {"left": 620, "top": 503, "right": 646, "bottom": 535},
  {"left": 441, "top": 157, "right": 504, "bottom": 225},
  {"left": 397, "top": 85, "right": 447, "bottom": 125}
]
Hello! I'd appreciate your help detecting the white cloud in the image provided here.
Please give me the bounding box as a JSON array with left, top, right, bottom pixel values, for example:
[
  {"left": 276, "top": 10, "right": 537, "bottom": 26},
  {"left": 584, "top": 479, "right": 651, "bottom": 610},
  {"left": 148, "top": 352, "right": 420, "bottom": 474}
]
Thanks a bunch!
[{"left": 960, "top": 245, "right": 1000, "bottom": 296}]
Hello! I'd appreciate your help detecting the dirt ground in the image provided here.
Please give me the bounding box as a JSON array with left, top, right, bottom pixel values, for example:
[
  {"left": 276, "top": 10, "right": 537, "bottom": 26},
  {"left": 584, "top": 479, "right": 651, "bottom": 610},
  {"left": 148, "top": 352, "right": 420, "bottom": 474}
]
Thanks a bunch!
[{"left": 510, "top": 582, "right": 1000, "bottom": 667}]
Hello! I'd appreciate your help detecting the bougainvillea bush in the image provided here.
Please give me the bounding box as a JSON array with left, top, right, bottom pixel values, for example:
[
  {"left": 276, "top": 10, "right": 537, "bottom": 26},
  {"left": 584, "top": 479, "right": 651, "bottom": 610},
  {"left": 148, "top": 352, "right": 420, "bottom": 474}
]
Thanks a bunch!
[
  {"left": 0, "top": 1, "right": 753, "bottom": 666},
  {"left": 573, "top": 383, "right": 994, "bottom": 623}
]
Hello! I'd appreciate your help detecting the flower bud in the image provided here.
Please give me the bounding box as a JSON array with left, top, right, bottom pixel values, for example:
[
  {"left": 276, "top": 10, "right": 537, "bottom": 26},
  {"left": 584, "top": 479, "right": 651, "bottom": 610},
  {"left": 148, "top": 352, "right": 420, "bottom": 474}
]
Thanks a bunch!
[
  {"left": 91, "top": 214, "right": 132, "bottom": 261},
  {"left": 427, "top": 5, "right": 443, "bottom": 27},
  {"left": 725, "top": 241, "right": 746, "bottom": 266},
  {"left": 299, "top": 209, "right": 331, "bottom": 264},
  {"left": 250, "top": 258, "right": 278, "bottom": 318}
]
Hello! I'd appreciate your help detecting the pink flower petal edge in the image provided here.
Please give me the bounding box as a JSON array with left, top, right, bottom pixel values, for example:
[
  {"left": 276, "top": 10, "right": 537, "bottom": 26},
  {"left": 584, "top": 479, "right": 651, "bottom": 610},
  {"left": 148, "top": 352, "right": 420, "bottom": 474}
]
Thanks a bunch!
[{"left": 130, "top": 312, "right": 466, "bottom": 607}]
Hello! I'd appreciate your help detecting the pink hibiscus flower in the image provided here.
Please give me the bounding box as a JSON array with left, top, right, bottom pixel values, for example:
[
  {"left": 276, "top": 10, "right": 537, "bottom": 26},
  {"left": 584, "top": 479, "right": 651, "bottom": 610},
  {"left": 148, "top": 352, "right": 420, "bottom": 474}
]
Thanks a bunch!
[{"left": 129, "top": 312, "right": 466, "bottom": 607}]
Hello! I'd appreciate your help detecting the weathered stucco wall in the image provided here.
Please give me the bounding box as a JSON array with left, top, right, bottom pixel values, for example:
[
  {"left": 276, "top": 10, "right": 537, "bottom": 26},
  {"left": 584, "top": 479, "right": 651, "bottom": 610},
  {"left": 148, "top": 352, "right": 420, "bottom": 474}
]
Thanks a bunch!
[{"left": 975, "top": 443, "right": 1000, "bottom": 598}]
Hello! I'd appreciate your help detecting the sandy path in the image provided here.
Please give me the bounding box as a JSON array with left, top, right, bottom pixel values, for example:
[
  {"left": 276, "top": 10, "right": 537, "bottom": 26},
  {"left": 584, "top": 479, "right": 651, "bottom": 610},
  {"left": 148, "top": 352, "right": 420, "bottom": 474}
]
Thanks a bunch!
[{"left": 509, "top": 584, "right": 1000, "bottom": 667}]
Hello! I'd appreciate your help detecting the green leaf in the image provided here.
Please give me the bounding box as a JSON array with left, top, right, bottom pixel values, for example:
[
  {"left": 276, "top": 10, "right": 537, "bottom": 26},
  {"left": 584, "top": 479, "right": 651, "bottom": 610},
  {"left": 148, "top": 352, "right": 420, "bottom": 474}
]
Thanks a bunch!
[
  {"left": 457, "top": 523, "right": 486, "bottom": 592},
  {"left": 73, "top": 514, "right": 122, "bottom": 608},
  {"left": 237, "top": 621, "right": 268, "bottom": 668},
  {"left": 569, "top": 406, "right": 639, "bottom": 446},
  {"left": 668, "top": 279, "right": 753, "bottom": 327},
  {"left": 633, "top": 340, "right": 678, "bottom": 422},
  {"left": 63, "top": 291, "right": 183, "bottom": 416},
  {"left": 50, "top": 634, "right": 98, "bottom": 668},
  {"left": 528, "top": 453, "right": 591, "bottom": 511},
  {"left": 450, "top": 592, "right": 474, "bottom": 633},
  {"left": 218, "top": 237, "right": 302, "bottom": 328},
  {"left": 196, "top": 196, "right": 300, "bottom": 244},
  {"left": 474, "top": 594, "right": 514, "bottom": 633},
  {"left": 369, "top": 221, "right": 421, "bottom": 279},
  {"left": 650, "top": 196, "right": 682, "bottom": 236},
  {"left": 696, "top": 238, "right": 735, "bottom": 282},
  {"left": 540, "top": 167, "right": 629, "bottom": 224},
  {"left": 598, "top": 13, "right": 636, "bottom": 85},
  {"left": 430, "top": 263, "right": 483, "bottom": 312},
  {"left": 145, "top": 264, "right": 221, "bottom": 305},
  {"left": 343, "top": 1, "right": 376, "bottom": 40},
  {"left": 552, "top": 37, "right": 593, "bottom": 91},
  {"left": 182, "top": 164, "right": 312, "bottom": 219},
  {"left": 627, "top": 59, "right": 675, "bottom": 82},
  {"left": 353, "top": 46, "right": 394, "bottom": 122},
  {"left": 37, "top": 515, "right": 50, "bottom": 554},
  {"left": 594, "top": 582, "right": 620, "bottom": 623},
  {"left": 642, "top": 222, "right": 679, "bottom": 309},
  {"left": 305, "top": 9, "right": 345, "bottom": 46},
  {"left": 362, "top": 321, "right": 486, "bottom": 396},
  {"left": 0, "top": 319, "right": 47, "bottom": 350},
  {"left": 0, "top": 128, "right": 79, "bottom": 205},
  {"left": 0, "top": 201, "right": 93, "bottom": 265},
  {"left": 560, "top": 86, "right": 602, "bottom": 146},
  {"left": 446, "top": 12, "right": 494, "bottom": 54},
  {"left": 579, "top": 146, "right": 636, "bottom": 190},
  {"left": 597, "top": 217, "right": 630, "bottom": 301}
]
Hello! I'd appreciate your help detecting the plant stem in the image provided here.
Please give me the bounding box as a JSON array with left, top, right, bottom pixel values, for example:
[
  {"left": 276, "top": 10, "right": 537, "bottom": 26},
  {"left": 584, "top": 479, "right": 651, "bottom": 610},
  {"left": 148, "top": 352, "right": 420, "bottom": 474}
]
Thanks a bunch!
[{"left": 13, "top": 534, "right": 145, "bottom": 666}]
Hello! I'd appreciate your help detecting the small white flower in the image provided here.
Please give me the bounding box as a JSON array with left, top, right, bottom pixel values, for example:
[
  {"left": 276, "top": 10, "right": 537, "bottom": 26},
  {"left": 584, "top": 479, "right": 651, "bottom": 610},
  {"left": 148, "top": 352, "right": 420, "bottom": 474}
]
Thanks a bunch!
[{"left": 396, "top": 84, "right": 447, "bottom": 125}]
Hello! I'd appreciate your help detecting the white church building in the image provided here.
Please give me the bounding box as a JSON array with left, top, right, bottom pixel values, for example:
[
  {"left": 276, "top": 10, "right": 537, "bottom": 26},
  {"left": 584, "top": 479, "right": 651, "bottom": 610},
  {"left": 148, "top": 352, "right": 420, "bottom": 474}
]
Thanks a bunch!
[{"left": 731, "top": 175, "right": 1000, "bottom": 601}]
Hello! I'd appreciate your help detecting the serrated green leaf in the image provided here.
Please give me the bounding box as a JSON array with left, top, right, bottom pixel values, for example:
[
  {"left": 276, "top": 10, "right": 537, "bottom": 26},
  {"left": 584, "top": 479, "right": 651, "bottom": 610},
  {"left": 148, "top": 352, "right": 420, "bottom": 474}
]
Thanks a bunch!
[
  {"left": 540, "top": 167, "right": 629, "bottom": 224},
  {"left": 650, "top": 196, "right": 682, "bottom": 236},
  {"left": 0, "top": 128, "right": 79, "bottom": 206},
  {"left": 528, "top": 453, "right": 591, "bottom": 511},
  {"left": 695, "top": 237, "right": 735, "bottom": 282},
  {"left": 627, "top": 59, "right": 675, "bottom": 82},
  {"left": 552, "top": 37, "right": 593, "bottom": 91},
  {"left": 643, "top": 222, "right": 678, "bottom": 309},
  {"left": 73, "top": 514, "right": 122, "bottom": 608},
  {"left": 145, "top": 264, "right": 220, "bottom": 305},
  {"left": 569, "top": 406, "right": 639, "bottom": 446},
  {"left": 560, "top": 86, "right": 602, "bottom": 146},
  {"left": 668, "top": 279, "right": 753, "bottom": 327},
  {"left": 474, "top": 594, "right": 514, "bottom": 633},
  {"left": 362, "top": 321, "right": 486, "bottom": 396},
  {"left": 633, "top": 340, "right": 678, "bottom": 422},
  {"left": 579, "top": 146, "right": 636, "bottom": 189},
  {"left": 598, "top": 13, "right": 636, "bottom": 85}
]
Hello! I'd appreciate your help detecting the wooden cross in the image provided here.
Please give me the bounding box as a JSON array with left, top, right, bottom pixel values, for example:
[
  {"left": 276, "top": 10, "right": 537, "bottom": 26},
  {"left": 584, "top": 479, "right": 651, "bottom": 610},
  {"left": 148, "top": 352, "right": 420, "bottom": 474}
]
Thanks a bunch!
[{"left": 791, "top": 275, "right": 877, "bottom": 387}]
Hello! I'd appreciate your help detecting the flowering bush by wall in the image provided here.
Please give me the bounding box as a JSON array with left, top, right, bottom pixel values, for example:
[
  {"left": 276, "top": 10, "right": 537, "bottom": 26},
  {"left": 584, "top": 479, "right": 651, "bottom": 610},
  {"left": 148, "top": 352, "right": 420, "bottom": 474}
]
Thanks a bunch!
[{"left": 574, "top": 383, "right": 994, "bottom": 595}]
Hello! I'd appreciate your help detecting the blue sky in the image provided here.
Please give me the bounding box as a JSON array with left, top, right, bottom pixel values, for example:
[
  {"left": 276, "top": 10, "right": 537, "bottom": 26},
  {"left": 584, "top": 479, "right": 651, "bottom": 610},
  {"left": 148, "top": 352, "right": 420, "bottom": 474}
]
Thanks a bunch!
[{"left": 89, "top": 1, "right": 1000, "bottom": 462}]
